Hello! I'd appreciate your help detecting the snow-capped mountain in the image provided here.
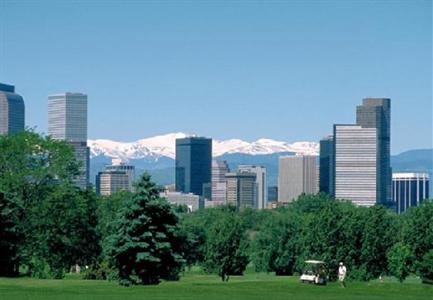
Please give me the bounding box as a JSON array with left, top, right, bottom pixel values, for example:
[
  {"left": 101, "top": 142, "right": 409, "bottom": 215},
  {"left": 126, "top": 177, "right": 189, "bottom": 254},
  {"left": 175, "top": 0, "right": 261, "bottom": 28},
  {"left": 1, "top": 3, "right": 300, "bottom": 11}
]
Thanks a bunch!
[{"left": 88, "top": 133, "right": 319, "bottom": 161}]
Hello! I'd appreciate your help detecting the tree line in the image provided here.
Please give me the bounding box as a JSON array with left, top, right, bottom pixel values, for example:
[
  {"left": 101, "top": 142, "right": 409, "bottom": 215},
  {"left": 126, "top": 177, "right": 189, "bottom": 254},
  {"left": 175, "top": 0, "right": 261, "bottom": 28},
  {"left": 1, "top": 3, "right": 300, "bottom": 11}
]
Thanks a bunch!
[{"left": 0, "top": 131, "right": 432, "bottom": 285}]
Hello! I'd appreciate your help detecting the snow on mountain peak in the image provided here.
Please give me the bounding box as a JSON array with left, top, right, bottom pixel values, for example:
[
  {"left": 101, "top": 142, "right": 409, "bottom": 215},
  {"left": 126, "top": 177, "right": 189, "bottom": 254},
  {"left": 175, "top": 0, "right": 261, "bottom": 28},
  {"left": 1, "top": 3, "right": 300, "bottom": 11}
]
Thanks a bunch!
[{"left": 88, "top": 133, "right": 319, "bottom": 160}]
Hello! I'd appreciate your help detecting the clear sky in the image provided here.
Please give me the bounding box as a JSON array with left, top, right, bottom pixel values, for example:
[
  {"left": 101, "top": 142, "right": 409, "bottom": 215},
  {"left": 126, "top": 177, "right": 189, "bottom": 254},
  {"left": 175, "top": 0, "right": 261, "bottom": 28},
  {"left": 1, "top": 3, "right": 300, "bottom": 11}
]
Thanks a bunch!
[{"left": 0, "top": 0, "right": 431, "bottom": 154}]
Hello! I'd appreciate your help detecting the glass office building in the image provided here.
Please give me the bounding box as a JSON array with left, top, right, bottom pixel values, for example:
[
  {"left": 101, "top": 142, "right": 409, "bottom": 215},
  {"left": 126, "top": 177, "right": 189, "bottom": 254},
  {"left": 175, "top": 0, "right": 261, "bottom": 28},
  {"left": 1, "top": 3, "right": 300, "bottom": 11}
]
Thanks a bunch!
[
  {"left": 356, "top": 98, "right": 391, "bottom": 205},
  {"left": 319, "top": 135, "right": 334, "bottom": 196},
  {"left": 175, "top": 137, "right": 212, "bottom": 196},
  {"left": 0, "top": 83, "right": 25, "bottom": 135}
]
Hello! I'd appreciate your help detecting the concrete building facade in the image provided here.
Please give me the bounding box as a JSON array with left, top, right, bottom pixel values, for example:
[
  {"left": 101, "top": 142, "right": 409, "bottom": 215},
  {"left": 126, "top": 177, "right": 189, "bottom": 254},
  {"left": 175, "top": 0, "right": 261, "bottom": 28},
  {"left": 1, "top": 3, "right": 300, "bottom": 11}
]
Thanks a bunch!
[
  {"left": 278, "top": 155, "right": 317, "bottom": 203},
  {"left": 238, "top": 165, "right": 267, "bottom": 209},
  {"left": 334, "top": 125, "right": 377, "bottom": 206},
  {"left": 211, "top": 160, "right": 230, "bottom": 202},
  {"left": 48, "top": 93, "right": 89, "bottom": 189},
  {"left": 96, "top": 170, "right": 129, "bottom": 196},
  {"left": 225, "top": 171, "right": 257, "bottom": 209}
]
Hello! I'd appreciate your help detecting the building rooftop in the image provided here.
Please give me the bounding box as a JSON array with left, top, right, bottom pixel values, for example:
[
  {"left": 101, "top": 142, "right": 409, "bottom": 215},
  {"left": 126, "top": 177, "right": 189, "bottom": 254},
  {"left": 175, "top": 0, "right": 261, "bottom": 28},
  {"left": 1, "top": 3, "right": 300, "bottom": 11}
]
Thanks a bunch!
[
  {"left": 392, "top": 172, "right": 429, "bottom": 179},
  {"left": 0, "top": 83, "right": 15, "bottom": 93}
]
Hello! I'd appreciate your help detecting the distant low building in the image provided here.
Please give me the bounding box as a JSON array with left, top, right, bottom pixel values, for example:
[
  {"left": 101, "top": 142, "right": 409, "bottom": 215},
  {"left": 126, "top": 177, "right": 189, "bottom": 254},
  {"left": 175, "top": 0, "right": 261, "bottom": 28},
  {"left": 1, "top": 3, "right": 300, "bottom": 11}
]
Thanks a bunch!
[
  {"left": 96, "top": 170, "right": 130, "bottom": 196},
  {"left": 105, "top": 161, "right": 135, "bottom": 191},
  {"left": 392, "top": 173, "right": 430, "bottom": 214},
  {"left": 96, "top": 160, "right": 135, "bottom": 196},
  {"left": 205, "top": 199, "right": 226, "bottom": 208},
  {"left": 160, "top": 191, "right": 200, "bottom": 212}
]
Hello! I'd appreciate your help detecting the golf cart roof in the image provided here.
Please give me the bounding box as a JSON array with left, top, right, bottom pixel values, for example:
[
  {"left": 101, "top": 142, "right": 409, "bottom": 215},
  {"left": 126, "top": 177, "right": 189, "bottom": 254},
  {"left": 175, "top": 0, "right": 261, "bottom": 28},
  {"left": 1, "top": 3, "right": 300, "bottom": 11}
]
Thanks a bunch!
[{"left": 305, "top": 260, "right": 326, "bottom": 264}]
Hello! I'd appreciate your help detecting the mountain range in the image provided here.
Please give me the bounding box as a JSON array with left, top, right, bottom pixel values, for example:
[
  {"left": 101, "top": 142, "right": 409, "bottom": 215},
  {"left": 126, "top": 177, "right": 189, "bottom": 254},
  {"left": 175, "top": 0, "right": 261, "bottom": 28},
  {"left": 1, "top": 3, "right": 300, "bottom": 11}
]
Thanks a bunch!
[
  {"left": 88, "top": 132, "right": 319, "bottom": 160},
  {"left": 89, "top": 133, "right": 433, "bottom": 190}
]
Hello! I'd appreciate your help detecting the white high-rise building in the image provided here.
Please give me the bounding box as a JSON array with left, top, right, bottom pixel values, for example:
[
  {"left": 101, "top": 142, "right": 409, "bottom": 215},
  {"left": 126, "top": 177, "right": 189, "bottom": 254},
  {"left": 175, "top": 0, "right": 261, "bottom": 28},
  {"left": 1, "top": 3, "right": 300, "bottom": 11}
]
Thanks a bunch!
[
  {"left": 48, "top": 93, "right": 89, "bottom": 189},
  {"left": 334, "top": 125, "right": 377, "bottom": 206},
  {"left": 278, "top": 155, "right": 317, "bottom": 203},
  {"left": 211, "top": 160, "right": 230, "bottom": 202},
  {"left": 238, "top": 165, "right": 267, "bottom": 209},
  {"left": 392, "top": 173, "right": 430, "bottom": 214}
]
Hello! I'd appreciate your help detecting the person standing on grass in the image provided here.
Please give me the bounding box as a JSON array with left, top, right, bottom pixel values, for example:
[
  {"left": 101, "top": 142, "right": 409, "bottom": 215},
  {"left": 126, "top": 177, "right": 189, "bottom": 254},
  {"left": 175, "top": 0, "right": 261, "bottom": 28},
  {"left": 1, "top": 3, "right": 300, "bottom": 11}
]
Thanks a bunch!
[{"left": 338, "top": 262, "right": 347, "bottom": 287}]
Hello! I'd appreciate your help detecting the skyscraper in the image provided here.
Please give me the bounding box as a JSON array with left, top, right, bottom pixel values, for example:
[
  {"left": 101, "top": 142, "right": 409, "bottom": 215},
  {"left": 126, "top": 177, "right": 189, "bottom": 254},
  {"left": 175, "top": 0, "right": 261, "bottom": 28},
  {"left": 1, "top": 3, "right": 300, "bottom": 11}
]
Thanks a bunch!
[
  {"left": 319, "top": 135, "right": 334, "bottom": 196},
  {"left": 392, "top": 173, "right": 430, "bottom": 214},
  {"left": 211, "top": 160, "right": 230, "bottom": 202},
  {"left": 175, "top": 137, "right": 212, "bottom": 196},
  {"left": 334, "top": 125, "right": 377, "bottom": 206},
  {"left": 0, "top": 83, "right": 25, "bottom": 135},
  {"left": 356, "top": 98, "right": 391, "bottom": 205},
  {"left": 225, "top": 171, "right": 257, "bottom": 209},
  {"left": 48, "top": 93, "right": 89, "bottom": 189},
  {"left": 238, "top": 165, "right": 267, "bottom": 209},
  {"left": 278, "top": 155, "right": 317, "bottom": 203}
]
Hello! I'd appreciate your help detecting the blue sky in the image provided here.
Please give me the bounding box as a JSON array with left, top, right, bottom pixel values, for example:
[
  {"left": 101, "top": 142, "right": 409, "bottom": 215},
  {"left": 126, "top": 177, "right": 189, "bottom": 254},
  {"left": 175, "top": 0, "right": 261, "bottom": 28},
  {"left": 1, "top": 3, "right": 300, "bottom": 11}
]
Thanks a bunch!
[{"left": 0, "top": 0, "right": 431, "bottom": 154}]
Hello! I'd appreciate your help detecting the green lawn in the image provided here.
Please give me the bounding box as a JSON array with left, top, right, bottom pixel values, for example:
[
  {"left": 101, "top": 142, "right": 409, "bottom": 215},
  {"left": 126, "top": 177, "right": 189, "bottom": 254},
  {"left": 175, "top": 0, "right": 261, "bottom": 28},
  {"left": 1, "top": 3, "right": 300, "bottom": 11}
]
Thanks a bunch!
[{"left": 0, "top": 271, "right": 431, "bottom": 300}]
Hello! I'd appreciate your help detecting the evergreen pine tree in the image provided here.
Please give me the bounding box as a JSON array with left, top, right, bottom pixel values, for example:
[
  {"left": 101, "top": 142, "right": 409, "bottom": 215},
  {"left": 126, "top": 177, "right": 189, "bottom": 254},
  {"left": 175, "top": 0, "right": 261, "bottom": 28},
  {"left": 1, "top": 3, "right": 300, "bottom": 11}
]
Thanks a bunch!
[{"left": 107, "top": 173, "right": 184, "bottom": 285}]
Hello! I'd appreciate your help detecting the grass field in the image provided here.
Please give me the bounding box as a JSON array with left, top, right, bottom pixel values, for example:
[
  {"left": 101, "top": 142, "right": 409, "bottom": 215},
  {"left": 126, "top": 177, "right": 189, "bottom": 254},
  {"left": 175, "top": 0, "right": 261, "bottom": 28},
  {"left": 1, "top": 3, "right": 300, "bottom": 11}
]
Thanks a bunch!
[{"left": 0, "top": 270, "right": 432, "bottom": 300}]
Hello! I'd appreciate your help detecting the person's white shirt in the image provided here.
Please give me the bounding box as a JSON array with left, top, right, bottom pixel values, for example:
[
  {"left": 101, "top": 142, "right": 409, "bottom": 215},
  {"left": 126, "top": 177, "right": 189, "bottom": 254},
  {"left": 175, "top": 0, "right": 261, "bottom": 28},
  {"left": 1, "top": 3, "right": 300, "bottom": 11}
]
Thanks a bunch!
[{"left": 338, "top": 265, "right": 347, "bottom": 276}]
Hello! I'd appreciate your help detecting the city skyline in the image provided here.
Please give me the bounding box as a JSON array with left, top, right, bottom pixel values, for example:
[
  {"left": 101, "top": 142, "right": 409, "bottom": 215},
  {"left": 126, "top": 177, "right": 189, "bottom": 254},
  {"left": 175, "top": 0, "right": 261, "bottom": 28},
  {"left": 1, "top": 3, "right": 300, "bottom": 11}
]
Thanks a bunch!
[{"left": 1, "top": 1, "right": 431, "bottom": 154}]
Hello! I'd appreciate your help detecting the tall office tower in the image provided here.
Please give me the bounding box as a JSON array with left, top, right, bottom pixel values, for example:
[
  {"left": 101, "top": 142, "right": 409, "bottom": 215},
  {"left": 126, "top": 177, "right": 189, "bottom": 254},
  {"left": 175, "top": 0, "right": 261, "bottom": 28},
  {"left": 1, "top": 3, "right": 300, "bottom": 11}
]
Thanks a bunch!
[
  {"left": 96, "top": 170, "right": 129, "bottom": 196},
  {"left": 105, "top": 160, "right": 135, "bottom": 191},
  {"left": 319, "top": 135, "right": 335, "bottom": 196},
  {"left": 175, "top": 137, "right": 212, "bottom": 196},
  {"left": 356, "top": 98, "right": 391, "bottom": 205},
  {"left": 278, "top": 155, "right": 317, "bottom": 203},
  {"left": 48, "top": 93, "right": 89, "bottom": 189},
  {"left": 334, "top": 125, "right": 377, "bottom": 206},
  {"left": 392, "top": 173, "right": 430, "bottom": 214},
  {"left": 0, "top": 83, "right": 25, "bottom": 135},
  {"left": 211, "top": 160, "right": 230, "bottom": 202},
  {"left": 225, "top": 171, "right": 257, "bottom": 209},
  {"left": 238, "top": 165, "right": 267, "bottom": 209}
]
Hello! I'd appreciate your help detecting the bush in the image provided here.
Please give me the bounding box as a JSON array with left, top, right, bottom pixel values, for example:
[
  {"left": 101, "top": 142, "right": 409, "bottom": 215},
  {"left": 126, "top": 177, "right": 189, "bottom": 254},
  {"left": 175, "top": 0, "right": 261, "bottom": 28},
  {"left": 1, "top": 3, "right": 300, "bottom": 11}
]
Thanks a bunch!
[
  {"left": 387, "top": 242, "right": 413, "bottom": 282},
  {"left": 30, "top": 257, "right": 64, "bottom": 279},
  {"left": 82, "top": 261, "right": 118, "bottom": 281},
  {"left": 418, "top": 250, "right": 433, "bottom": 284}
]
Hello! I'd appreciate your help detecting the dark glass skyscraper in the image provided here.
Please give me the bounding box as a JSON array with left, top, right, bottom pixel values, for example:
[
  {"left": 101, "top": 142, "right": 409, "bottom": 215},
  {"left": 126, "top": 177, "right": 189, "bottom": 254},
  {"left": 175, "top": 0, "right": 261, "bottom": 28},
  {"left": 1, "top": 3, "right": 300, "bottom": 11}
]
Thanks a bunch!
[
  {"left": 356, "top": 98, "right": 391, "bottom": 205},
  {"left": 319, "top": 135, "right": 334, "bottom": 196},
  {"left": 0, "top": 83, "right": 25, "bottom": 135},
  {"left": 175, "top": 137, "right": 212, "bottom": 196}
]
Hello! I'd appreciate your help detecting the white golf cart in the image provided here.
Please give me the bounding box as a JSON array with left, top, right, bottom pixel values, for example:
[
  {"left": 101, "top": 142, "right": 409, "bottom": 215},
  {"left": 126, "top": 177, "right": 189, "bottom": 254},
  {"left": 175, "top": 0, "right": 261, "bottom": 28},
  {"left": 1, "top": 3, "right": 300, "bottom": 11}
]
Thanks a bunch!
[{"left": 300, "top": 260, "right": 328, "bottom": 285}]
